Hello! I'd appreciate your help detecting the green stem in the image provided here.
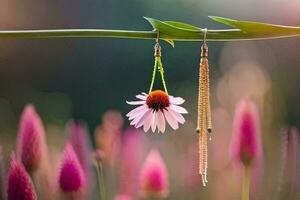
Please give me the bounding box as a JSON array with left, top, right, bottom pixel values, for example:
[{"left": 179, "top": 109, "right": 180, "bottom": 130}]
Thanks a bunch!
[
  {"left": 96, "top": 161, "right": 106, "bottom": 200},
  {"left": 0, "top": 28, "right": 299, "bottom": 41},
  {"left": 157, "top": 57, "right": 168, "bottom": 94},
  {"left": 242, "top": 166, "right": 251, "bottom": 200},
  {"left": 148, "top": 57, "right": 158, "bottom": 94}
]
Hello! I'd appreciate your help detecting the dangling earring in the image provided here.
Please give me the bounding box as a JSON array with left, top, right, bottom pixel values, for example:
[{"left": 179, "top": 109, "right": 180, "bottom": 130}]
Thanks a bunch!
[
  {"left": 126, "top": 32, "right": 188, "bottom": 133},
  {"left": 196, "top": 28, "right": 212, "bottom": 186}
]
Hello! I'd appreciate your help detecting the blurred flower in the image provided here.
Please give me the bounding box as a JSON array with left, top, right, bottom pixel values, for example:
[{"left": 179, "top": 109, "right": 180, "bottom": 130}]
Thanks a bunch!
[
  {"left": 16, "top": 104, "right": 47, "bottom": 173},
  {"left": 118, "top": 129, "right": 144, "bottom": 197},
  {"left": 59, "top": 142, "right": 85, "bottom": 193},
  {"left": 94, "top": 110, "right": 123, "bottom": 166},
  {"left": 231, "top": 98, "right": 262, "bottom": 166},
  {"left": 68, "top": 121, "right": 92, "bottom": 182},
  {"left": 127, "top": 90, "right": 187, "bottom": 133},
  {"left": 94, "top": 149, "right": 106, "bottom": 162},
  {"left": 139, "top": 149, "right": 169, "bottom": 199},
  {"left": 182, "top": 143, "right": 201, "bottom": 190},
  {"left": 7, "top": 153, "right": 37, "bottom": 200},
  {"left": 114, "top": 194, "right": 133, "bottom": 200},
  {"left": 278, "top": 127, "right": 299, "bottom": 197}
]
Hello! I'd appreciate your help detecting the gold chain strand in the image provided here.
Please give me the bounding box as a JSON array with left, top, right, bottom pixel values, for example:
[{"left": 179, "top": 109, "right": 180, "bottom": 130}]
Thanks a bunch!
[
  {"left": 205, "top": 45, "right": 212, "bottom": 140},
  {"left": 196, "top": 36, "right": 211, "bottom": 186}
]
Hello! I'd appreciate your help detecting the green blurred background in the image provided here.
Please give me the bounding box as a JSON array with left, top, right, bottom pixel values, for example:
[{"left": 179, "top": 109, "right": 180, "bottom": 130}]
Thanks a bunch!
[{"left": 0, "top": 0, "right": 299, "bottom": 132}]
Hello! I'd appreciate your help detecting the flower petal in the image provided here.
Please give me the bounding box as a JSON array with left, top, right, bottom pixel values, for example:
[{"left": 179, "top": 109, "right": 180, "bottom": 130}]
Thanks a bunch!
[
  {"left": 170, "top": 96, "right": 185, "bottom": 105},
  {"left": 143, "top": 112, "right": 153, "bottom": 132},
  {"left": 157, "top": 110, "right": 166, "bottom": 133},
  {"left": 169, "top": 109, "right": 185, "bottom": 124},
  {"left": 170, "top": 105, "right": 188, "bottom": 114},
  {"left": 126, "top": 100, "right": 146, "bottom": 105},
  {"left": 135, "top": 109, "right": 152, "bottom": 128},
  {"left": 136, "top": 94, "right": 147, "bottom": 100},
  {"left": 127, "top": 105, "right": 147, "bottom": 118},
  {"left": 151, "top": 112, "right": 157, "bottom": 132},
  {"left": 164, "top": 110, "right": 179, "bottom": 130},
  {"left": 130, "top": 108, "right": 148, "bottom": 125}
]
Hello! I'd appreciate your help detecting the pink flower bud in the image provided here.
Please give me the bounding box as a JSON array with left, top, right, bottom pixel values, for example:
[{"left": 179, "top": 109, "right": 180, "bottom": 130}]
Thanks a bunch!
[
  {"left": 118, "top": 129, "right": 144, "bottom": 196},
  {"left": 17, "top": 104, "right": 46, "bottom": 173},
  {"left": 59, "top": 142, "right": 85, "bottom": 192},
  {"left": 7, "top": 153, "right": 37, "bottom": 200},
  {"left": 68, "top": 121, "right": 92, "bottom": 180},
  {"left": 231, "top": 98, "right": 262, "bottom": 166},
  {"left": 139, "top": 149, "right": 169, "bottom": 198}
]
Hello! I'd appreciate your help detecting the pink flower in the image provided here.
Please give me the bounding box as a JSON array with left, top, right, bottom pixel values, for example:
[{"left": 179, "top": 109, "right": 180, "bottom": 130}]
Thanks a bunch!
[
  {"left": 94, "top": 110, "right": 123, "bottom": 167},
  {"left": 126, "top": 90, "right": 187, "bottom": 133},
  {"left": 16, "top": 104, "right": 46, "bottom": 173},
  {"left": 278, "top": 127, "right": 299, "bottom": 193},
  {"left": 231, "top": 98, "right": 262, "bottom": 166},
  {"left": 114, "top": 194, "right": 133, "bottom": 200},
  {"left": 68, "top": 121, "right": 92, "bottom": 179},
  {"left": 118, "top": 129, "right": 144, "bottom": 196},
  {"left": 7, "top": 153, "right": 37, "bottom": 200},
  {"left": 139, "top": 149, "right": 169, "bottom": 198},
  {"left": 59, "top": 142, "right": 85, "bottom": 192}
]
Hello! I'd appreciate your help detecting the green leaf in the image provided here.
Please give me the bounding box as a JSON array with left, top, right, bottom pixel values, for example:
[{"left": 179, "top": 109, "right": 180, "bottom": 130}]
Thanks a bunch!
[
  {"left": 163, "top": 39, "right": 175, "bottom": 47},
  {"left": 163, "top": 21, "right": 201, "bottom": 31},
  {"left": 144, "top": 17, "right": 201, "bottom": 36},
  {"left": 209, "top": 16, "right": 300, "bottom": 37}
]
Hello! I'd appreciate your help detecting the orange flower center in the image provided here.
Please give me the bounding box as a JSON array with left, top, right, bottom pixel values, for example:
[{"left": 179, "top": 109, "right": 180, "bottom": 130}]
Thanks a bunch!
[{"left": 146, "top": 90, "right": 170, "bottom": 111}]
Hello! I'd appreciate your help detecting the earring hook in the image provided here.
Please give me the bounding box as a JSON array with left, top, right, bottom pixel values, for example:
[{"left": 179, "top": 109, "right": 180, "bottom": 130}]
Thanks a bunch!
[
  {"left": 154, "top": 31, "right": 161, "bottom": 57},
  {"left": 201, "top": 28, "right": 208, "bottom": 57},
  {"left": 202, "top": 28, "right": 207, "bottom": 44}
]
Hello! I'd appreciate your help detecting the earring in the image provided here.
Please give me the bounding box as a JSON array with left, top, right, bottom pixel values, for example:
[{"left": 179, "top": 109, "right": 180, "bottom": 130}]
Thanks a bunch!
[
  {"left": 126, "top": 32, "right": 188, "bottom": 133},
  {"left": 196, "top": 28, "right": 212, "bottom": 186}
]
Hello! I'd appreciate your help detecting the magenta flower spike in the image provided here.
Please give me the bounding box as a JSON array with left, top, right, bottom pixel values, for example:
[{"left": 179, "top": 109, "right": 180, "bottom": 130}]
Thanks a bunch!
[
  {"left": 118, "top": 129, "right": 144, "bottom": 196},
  {"left": 139, "top": 149, "right": 169, "bottom": 198},
  {"left": 59, "top": 142, "right": 85, "bottom": 193},
  {"left": 231, "top": 98, "right": 262, "bottom": 167},
  {"left": 68, "top": 121, "right": 92, "bottom": 180},
  {"left": 16, "top": 104, "right": 46, "bottom": 173},
  {"left": 7, "top": 153, "right": 37, "bottom": 200}
]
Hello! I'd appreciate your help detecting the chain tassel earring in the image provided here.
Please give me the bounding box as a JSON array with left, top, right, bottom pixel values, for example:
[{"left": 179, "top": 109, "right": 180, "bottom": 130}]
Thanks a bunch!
[{"left": 196, "top": 29, "right": 212, "bottom": 186}]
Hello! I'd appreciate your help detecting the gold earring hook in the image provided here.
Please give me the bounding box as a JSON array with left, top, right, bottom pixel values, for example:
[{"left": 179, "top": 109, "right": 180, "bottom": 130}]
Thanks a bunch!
[{"left": 154, "top": 31, "right": 161, "bottom": 57}]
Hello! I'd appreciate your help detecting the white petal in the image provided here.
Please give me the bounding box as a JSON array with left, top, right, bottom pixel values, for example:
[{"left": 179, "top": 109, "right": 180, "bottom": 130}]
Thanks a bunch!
[
  {"left": 127, "top": 105, "right": 147, "bottom": 118},
  {"left": 151, "top": 112, "right": 157, "bottom": 132},
  {"left": 170, "top": 105, "right": 188, "bottom": 114},
  {"left": 143, "top": 112, "right": 153, "bottom": 132},
  {"left": 169, "top": 109, "right": 185, "bottom": 124},
  {"left": 126, "top": 100, "right": 145, "bottom": 105},
  {"left": 157, "top": 110, "right": 166, "bottom": 133},
  {"left": 170, "top": 96, "right": 185, "bottom": 105},
  {"left": 142, "top": 92, "right": 148, "bottom": 96},
  {"left": 136, "top": 94, "right": 147, "bottom": 100},
  {"left": 130, "top": 108, "right": 148, "bottom": 125},
  {"left": 135, "top": 109, "right": 152, "bottom": 128},
  {"left": 126, "top": 105, "right": 146, "bottom": 117},
  {"left": 164, "top": 110, "right": 179, "bottom": 130}
]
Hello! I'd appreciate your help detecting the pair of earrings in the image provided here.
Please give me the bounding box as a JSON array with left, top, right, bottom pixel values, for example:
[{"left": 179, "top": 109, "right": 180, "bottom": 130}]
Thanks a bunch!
[{"left": 126, "top": 30, "right": 212, "bottom": 186}]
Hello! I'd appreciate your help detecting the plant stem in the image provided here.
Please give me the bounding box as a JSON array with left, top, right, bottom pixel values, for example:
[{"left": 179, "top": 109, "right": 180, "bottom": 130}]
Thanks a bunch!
[
  {"left": 96, "top": 161, "right": 106, "bottom": 200},
  {"left": 0, "top": 28, "right": 299, "bottom": 41},
  {"left": 242, "top": 166, "right": 251, "bottom": 200}
]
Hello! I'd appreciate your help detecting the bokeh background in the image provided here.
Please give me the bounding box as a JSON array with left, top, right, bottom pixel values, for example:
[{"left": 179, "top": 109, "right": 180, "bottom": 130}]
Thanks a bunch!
[{"left": 0, "top": 0, "right": 299, "bottom": 199}]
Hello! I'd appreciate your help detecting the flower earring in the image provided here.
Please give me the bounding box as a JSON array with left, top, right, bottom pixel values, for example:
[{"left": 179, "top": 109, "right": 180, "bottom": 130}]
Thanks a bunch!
[
  {"left": 126, "top": 33, "right": 188, "bottom": 133},
  {"left": 196, "top": 29, "right": 212, "bottom": 186}
]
